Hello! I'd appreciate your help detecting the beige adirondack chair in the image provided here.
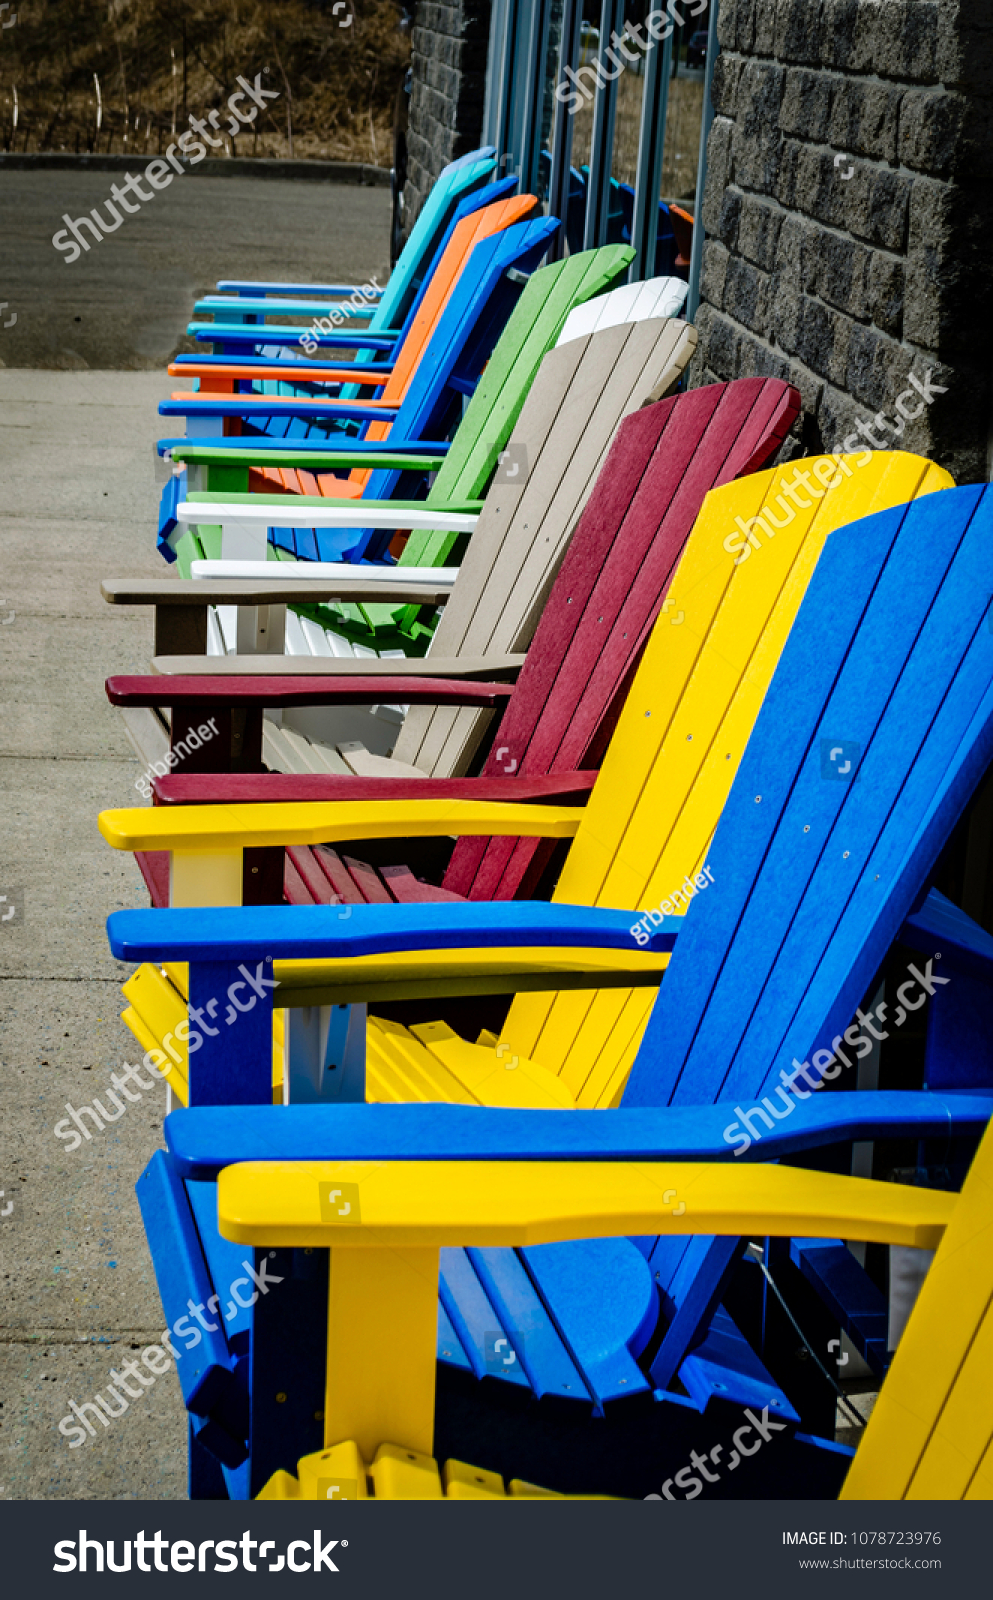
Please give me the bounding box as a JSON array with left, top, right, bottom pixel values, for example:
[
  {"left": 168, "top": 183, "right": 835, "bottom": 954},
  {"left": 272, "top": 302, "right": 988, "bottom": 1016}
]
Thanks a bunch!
[{"left": 105, "top": 307, "right": 697, "bottom": 777}]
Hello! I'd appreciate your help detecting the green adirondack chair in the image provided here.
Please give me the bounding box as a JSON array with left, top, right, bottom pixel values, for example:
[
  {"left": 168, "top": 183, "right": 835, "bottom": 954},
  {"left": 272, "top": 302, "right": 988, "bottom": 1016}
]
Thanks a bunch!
[{"left": 168, "top": 259, "right": 685, "bottom": 671}]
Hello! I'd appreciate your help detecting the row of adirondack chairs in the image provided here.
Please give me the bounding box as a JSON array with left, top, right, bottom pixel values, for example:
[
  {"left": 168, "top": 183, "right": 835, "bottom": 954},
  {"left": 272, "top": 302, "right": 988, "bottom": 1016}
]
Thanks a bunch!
[
  {"left": 94, "top": 151, "right": 993, "bottom": 1501},
  {"left": 133, "top": 239, "right": 696, "bottom": 774}
]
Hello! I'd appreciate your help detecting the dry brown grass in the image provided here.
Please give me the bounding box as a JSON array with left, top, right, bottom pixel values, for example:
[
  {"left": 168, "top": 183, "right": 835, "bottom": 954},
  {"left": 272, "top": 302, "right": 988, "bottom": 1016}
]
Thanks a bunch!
[{"left": 0, "top": 0, "right": 407, "bottom": 163}]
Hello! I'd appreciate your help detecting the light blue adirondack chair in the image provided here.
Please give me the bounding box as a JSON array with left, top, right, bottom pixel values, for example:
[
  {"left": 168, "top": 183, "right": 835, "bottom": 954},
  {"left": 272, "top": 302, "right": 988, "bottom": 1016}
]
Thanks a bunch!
[
  {"left": 157, "top": 214, "right": 561, "bottom": 565},
  {"left": 188, "top": 148, "right": 500, "bottom": 352},
  {"left": 172, "top": 172, "right": 522, "bottom": 409},
  {"left": 154, "top": 154, "right": 513, "bottom": 484},
  {"left": 110, "top": 483, "right": 993, "bottom": 1497}
]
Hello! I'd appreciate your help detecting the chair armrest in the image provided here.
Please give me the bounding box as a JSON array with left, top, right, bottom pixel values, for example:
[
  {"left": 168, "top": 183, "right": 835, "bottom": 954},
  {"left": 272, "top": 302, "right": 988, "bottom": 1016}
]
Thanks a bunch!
[
  {"left": 166, "top": 1093, "right": 993, "bottom": 1180},
  {"left": 159, "top": 399, "right": 398, "bottom": 422},
  {"left": 179, "top": 502, "right": 479, "bottom": 533},
  {"left": 216, "top": 1158, "right": 955, "bottom": 1252},
  {"left": 104, "top": 898, "right": 675, "bottom": 961},
  {"left": 190, "top": 560, "right": 459, "bottom": 585},
  {"left": 214, "top": 280, "right": 385, "bottom": 299},
  {"left": 188, "top": 323, "right": 400, "bottom": 348},
  {"left": 173, "top": 354, "right": 397, "bottom": 371},
  {"left": 104, "top": 673, "right": 513, "bottom": 711},
  {"left": 194, "top": 295, "right": 378, "bottom": 318},
  {"left": 168, "top": 360, "right": 395, "bottom": 384},
  {"left": 98, "top": 796, "right": 588, "bottom": 864},
  {"left": 151, "top": 772, "right": 599, "bottom": 806},
  {"left": 170, "top": 444, "right": 449, "bottom": 472},
  {"left": 149, "top": 654, "right": 526, "bottom": 678},
  {"left": 101, "top": 577, "right": 455, "bottom": 656},
  {"left": 102, "top": 576, "right": 454, "bottom": 608},
  {"left": 186, "top": 491, "right": 481, "bottom": 514}
]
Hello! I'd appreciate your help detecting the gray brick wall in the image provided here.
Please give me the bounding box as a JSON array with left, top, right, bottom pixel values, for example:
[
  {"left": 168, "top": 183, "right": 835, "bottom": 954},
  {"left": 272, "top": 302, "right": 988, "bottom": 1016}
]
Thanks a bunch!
[
  {"left": 693, "top": 0, "right": 993, "bottom": 482},
  {"left": 403, "top": 1, "right": 493, "bottom": 234}
]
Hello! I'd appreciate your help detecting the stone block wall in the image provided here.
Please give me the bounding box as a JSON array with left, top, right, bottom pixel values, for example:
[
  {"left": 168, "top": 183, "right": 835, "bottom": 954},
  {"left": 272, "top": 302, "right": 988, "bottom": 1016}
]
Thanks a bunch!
[
  {"left": 403, "top": 0, "right": 493, "bottom": 232},
  {"left": 693, "top": 0, "right": 993, "bottom": 482}
]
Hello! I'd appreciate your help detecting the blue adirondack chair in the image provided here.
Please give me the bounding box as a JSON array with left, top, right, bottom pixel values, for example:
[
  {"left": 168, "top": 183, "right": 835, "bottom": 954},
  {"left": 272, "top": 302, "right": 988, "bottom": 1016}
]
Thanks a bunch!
[
  {"left": 154, "top": 154, "right": 514, "bottom": 477},
  {"left": 185, "top": 148, "right": 499, "bottom": 353},
  {"left": 159, "top": 206, "right": 553, "bottom": 448},
  {"left": 159, "top": 176, "right": 523, "bottom": 496},
  {"left": 157, "top": 214, "right": 560, "bottom": 565},
  {"left": 175, "top": 172, "right": 521, "bottom": 401},
  {"left": 109, "top": 484, "right": 993, "bottom": 1498}
]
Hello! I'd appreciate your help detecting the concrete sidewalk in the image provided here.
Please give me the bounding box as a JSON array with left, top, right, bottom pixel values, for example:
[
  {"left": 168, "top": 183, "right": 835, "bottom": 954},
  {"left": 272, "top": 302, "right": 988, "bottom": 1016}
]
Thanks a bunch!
[
  {"left": 0, "top": 369, "right": 192, "bottom": 1497},
  {"left": 0, "top": 173, "right": 390, "bottom": 1498},
  {"left": 0, "top": 169, "right": 390, "bottom": 368}
]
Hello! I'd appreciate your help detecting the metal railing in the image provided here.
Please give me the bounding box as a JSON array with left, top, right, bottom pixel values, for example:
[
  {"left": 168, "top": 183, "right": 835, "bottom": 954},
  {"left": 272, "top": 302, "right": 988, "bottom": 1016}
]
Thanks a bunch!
[{"left": 481, "top": 0, "right": 720, "bottom": 318}]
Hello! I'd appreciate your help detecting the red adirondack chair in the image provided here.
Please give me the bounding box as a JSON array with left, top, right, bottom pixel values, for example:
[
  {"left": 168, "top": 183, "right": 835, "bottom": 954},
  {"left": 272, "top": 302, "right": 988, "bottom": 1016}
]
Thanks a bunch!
[{"left": 107, "top": 378, "right": 800, "bottom": 908}]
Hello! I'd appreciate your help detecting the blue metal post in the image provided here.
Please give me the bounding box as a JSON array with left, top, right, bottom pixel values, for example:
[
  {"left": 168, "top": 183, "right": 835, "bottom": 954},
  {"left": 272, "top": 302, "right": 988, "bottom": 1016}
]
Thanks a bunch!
[
  {"left": 517, "top": 0, "right": 553, "bottom": 198},
  {"left": 582, "top": 0, "right": 626, "bottom": 251},
  {"left": 686, "top": 0, "right": 721, "bottom": 321},
  {"left": 629, "top": 28, "right": 674, "bottom": 283},
  {"left": 546, "top": 0, "right": 583, "bottom": 258}
]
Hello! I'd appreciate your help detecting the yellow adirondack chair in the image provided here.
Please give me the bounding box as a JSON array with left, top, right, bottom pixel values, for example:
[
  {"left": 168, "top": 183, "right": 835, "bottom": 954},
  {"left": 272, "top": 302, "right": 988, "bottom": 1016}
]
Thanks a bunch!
[
  {"left": 216, "top": 1097, "right": 993, "bottom": 1499},
  {"left": 368, "top": 449, "right": 954, "bottom": 1112},
  {"left": 102, "top": 450, "right": 952, "bottom": 1112}
]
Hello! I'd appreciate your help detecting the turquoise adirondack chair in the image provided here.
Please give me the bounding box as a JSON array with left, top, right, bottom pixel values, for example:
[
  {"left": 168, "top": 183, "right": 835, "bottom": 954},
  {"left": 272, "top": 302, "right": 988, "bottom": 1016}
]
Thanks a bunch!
[
  {"left": 108, "top": 483, "right": 993, "bottom": 1497},
  {"left": 156, "top": 151, "right": 506, "bottom": 486},
  {"left": 171, "top": 171, "right": 523, "bottom": 412},
  {"left": 188, "top": 148, "right": 500, "bottom": 352},
  {"left": 156, "top": 214, "right": 563, "bottom": 565}
]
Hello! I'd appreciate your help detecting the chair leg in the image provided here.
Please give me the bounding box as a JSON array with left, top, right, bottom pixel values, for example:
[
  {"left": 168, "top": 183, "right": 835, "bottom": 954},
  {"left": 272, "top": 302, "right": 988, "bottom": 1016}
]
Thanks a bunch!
[
  {"left": 324, "top": 1246, "right": 440, "bottom": 1462},
  {"left": 285, "top": 1003, "right": 367, "bottom": 1103},
  {"left": 189, "top": 1418, "right": 230, "bottom": 1501}
]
